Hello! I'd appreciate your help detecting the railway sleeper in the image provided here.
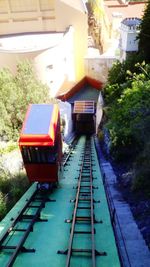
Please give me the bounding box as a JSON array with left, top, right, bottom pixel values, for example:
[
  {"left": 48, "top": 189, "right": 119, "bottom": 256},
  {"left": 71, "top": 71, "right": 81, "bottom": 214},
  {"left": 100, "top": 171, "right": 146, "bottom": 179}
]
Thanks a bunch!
[
  {"left": 75, "top": 216, "right": 102, "bottom": 224},
  {"left": 77, "top": 206, "right": 91, "bottom": 209},
  {"left": 80, "top": 177, "right": 97, "bottom": 181},
  {"left": 0, "top": 245, "right": 35, "bottom": 253},
  {"left": 74, "top": 185, "right": 98, "bottom": 189},
  {"left": 79, "top": 192, "right": 91, "bottom": 195},
  {"left": 22, "top": 214, "right": 48, "bottom": 222},
  {"left": 57, "top": 248, "right": 106, "bottom": 257},
  {"left": 70, "top": 197, "right": 100, "bottom": 203},
  {"left": 65, "top": 218, "right": 101, "bottom": 224},
  {"left": 13, "top": 228, "right": 33, "bottom": 232},
  {"left": 71, "top": 248, "right": 106, "bottom": 256},
  {"left": 73, "top": 229, "right": 96, "bottom": 234},
  {"left": 33, "top": 197, "right": 56, "bottom": 202}
]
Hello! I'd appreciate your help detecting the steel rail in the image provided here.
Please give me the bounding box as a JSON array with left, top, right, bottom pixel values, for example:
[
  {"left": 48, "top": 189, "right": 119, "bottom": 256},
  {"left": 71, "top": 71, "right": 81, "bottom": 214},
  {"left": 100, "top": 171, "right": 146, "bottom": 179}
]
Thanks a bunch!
[
  {"left": 63, "top": 138, "right": 78, "bottom": 167},
  {"left": 65, "top": 144, "right": 85, "bottom": 267},
  {"left": 65, "top": 137, "right": 97, "bottom": 267},
  {"left": 0, "top": 190, "right": 38, "bottom": 247},
  {"left": 0, "top": 190, "right": 52, "bottom": 267},
  {"left": 89, "top": 141, "right": 96, "bottom": 267},
  {"left": 6, "top": 198, "right": 46, "bottom": 267}
]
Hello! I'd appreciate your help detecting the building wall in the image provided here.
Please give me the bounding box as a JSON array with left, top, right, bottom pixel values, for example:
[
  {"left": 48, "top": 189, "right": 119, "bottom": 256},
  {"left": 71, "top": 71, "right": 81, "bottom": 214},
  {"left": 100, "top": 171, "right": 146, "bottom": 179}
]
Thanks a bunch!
[
  {"left": 0, "top": 0, "right": 88, "bottom": 96},
  {"left": 120, "top": 28, "right": 140, "bottom": 52},
  {"left": 34, "top": 27, "right": 75, "bottom": 97},
  {"left": 120, "top": 19, "right": 141, "bottom": 60},
  {"left": 88, "top": 0, "right": 111, "bottom": 53},
  {"left": 0, "top": 51, "right": 36, "bottom": 72},
  {"left": 84, "top": 56, "right": 116, "bottom": 84},
  {"left": 55, "top": 0, "right": 88, "bottom": 81},
  {"left": 0, "top": 0, "right": 56, "bottom": 34},
  {"left": 0, "top": 27, "right": 76, "bottom": 97}
]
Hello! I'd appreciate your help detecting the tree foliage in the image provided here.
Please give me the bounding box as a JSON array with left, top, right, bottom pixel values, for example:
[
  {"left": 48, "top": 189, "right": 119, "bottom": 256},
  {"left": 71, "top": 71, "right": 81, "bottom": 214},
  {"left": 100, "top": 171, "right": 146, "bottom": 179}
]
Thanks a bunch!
[
  {"left": 104, "top": 54, "right": 144, "bottom": 105},
  {"left": 103, "top": 60, "right": 150, "bottom": 193},
  {"left": 0, "top": 60, "right": 51, "bottom": 141},
  {"left": 0, "top": 171, "right": 30, "bottom": 220},
  {"left": 107, "top": 69, "right": 150, "bottom": 153},
  {"left": 138, "top": 1, "right": 150, "bottom": 61}
]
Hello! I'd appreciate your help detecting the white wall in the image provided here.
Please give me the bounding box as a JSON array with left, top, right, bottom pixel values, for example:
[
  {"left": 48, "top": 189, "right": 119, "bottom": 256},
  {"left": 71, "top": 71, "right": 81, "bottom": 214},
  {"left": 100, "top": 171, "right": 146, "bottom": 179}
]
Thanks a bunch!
[
  {"left": 121, "top": 30, "right": 139, "bottom": 52},
  {"left": 34, "top": 27, "right": 75, "bottom": 97},
  {"left": 0, "top": 27, "right": 75, "bottom": 98}
]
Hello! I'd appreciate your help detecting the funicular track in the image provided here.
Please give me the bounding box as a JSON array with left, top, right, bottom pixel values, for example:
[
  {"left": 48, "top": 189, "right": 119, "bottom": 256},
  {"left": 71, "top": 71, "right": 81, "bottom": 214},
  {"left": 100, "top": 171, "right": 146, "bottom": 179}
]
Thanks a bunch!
[
  {"left": 0, "top": 135, "right": 121, "bottom": 267},
  {"left": 63, "top": 137, "right": 79, "bottom": 167},
  {"left": 0, "top": 190, "right": 55, "bottom": 267},
  {"left": 58, "top": 136, "right": 106, "bottom": 267},
  {"left": 0, "top": 139, "right": 76, "bottom": 267}
]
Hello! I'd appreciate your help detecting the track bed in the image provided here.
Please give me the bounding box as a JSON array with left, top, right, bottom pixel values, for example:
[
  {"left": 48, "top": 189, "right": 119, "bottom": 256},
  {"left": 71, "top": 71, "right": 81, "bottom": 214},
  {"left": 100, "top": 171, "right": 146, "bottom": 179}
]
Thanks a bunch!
[{"left": 0, "top": 136, "right": 121, "bottom": 267}]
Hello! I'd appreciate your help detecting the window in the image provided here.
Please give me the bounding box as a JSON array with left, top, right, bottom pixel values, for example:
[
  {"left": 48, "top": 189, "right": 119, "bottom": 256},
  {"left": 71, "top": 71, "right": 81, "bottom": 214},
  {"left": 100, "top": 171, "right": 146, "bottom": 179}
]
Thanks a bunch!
[
  {"left": 22, "top": 146, "right": 57, "bottom": 164},
  {"left": 47, "top": 64, "right": 53, "bottom": 70}
]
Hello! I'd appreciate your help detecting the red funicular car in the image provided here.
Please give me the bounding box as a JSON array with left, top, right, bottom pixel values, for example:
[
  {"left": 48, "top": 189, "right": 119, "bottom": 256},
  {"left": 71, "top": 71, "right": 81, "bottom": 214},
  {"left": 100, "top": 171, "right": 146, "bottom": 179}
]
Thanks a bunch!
[{"left": 19, "top": 104, "right": 62, "bottom": 187}]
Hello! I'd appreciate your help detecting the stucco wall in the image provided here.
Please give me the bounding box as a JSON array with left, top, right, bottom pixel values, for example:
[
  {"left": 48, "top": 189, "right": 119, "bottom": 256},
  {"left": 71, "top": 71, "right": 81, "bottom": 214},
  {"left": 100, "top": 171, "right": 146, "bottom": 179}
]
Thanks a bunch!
[
  {"left": 0, "top": 1, "right": 88, "bottom": 95},
  {"left": 0, "top": 0, "right": 56, "bottom": 34},
  {"left": 55, "top": 0, "right": 88, "bottom": 81},
  {"left": 33, "top": 28, "right": 75, "bottom": 97},
  {"left": 0, "top": 28, "right": 75, "bottom": 98},
  {"left": 85, "top": 56, "right": 116, "bottom": 84}
]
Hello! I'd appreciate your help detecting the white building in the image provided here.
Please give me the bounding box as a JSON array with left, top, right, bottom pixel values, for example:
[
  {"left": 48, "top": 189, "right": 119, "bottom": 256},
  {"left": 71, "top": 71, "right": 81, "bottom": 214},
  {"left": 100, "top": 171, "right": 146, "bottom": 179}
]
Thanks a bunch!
[
  {"left": 0, "top": 0, "right": 88, "bottom": 97},
  {"left": 119, "top": 17, "right": 141, "bottom": 60}
]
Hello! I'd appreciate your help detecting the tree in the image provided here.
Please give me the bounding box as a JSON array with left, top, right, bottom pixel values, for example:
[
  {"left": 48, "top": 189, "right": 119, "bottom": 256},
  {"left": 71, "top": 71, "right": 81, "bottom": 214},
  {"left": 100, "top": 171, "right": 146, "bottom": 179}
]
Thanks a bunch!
[
  {"left": 0, "top": 68, "right": 18, "bottom": 140},
  {"left": 138, "top": 1, "right": 150, "bottom": 61},
  {"left": 0, "top": 60, "right": 51, "bottom": 141},
  {"left": 104, "top": 54, "right": 143, "bottom": 105},
  {"left": 104, "top": 62, "right": 150, "bottom": 163}
]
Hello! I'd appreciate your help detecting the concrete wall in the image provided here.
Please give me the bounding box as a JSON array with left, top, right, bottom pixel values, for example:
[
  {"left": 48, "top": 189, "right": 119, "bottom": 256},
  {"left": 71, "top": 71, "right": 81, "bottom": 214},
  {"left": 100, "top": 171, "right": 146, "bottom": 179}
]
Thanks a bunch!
[{"left": 85, "top": 56, "right": 116, "bottom": 84}]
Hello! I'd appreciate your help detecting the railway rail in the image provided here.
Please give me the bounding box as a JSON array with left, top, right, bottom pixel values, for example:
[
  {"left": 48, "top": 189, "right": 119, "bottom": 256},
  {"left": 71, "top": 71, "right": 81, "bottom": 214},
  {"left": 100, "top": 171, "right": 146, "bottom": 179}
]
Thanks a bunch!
[
  {"left": 0, "top": 190, "right": 55, "bottom": 267},
  {"left": 58, "top": 137, "right": 106, "bottom": 266},
  {"left": 0, "top": 135, "right": 121, "bottom": 267}
]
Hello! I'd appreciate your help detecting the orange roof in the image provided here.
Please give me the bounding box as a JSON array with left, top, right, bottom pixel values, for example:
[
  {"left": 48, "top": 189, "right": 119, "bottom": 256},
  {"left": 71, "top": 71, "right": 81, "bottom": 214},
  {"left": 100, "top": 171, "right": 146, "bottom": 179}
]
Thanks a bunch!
[
  {"left": 105, "top": 1, "right": 146, "bottom": 22},
  {"left": 57, "top": 76, "right": 103, "bottom": 101}
]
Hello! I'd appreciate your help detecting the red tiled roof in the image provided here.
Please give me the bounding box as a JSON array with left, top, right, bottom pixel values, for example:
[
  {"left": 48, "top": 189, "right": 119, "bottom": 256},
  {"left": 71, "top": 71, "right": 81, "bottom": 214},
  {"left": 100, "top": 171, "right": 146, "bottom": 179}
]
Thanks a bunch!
[{"left": 57, "top": 76, "right": 103, "bottom": 101}]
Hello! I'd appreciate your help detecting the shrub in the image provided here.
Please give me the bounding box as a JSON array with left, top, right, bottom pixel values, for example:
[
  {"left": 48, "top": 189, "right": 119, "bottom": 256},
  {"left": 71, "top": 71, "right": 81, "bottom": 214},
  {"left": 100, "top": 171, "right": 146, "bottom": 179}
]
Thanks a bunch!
[
  {"left": 105, "top": 64, "right": 150, "bottom": 160},
  {"left": 0, "top": 192, "right": 7, "bottom": 220},
  {"left": 132, "top": 142, "right": 150, "bottom": 195},
  {"left": 0, "top": 177, "right": 11, "bottom": 194},
  {"left": 0, "top": 170, "right": 30, "bottom": 219}
]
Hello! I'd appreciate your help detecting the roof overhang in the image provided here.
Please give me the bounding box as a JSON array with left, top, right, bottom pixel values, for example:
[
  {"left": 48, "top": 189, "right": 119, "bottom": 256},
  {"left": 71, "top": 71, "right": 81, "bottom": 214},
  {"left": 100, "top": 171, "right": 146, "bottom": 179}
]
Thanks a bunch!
[{"left": 57, "top": 76, "right": 103, "bottom": 101}]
